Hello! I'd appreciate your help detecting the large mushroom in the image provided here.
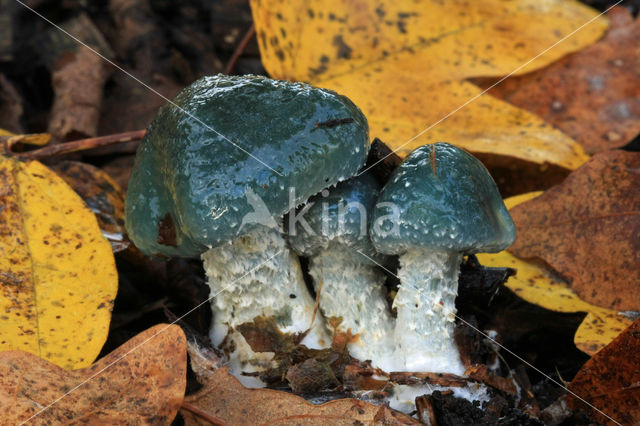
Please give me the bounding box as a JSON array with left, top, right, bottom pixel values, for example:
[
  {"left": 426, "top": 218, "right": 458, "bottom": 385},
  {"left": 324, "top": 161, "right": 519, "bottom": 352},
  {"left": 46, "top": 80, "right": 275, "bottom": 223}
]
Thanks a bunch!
[
  {"left": 125, "top": 74, "right": 370, "bottom": 385},
  {"left": 370, "top": 143, "right": 515, "bottom": 374},
  {"left": 286, "top": 174, "right": 394, "bottom": 368}
]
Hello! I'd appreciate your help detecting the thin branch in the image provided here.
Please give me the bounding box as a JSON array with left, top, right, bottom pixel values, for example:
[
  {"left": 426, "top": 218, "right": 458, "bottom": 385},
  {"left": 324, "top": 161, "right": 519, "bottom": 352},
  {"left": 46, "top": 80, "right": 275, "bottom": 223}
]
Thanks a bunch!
[
  {"left": 13, "top": 129, "right": 146, "bottom": 160},
  {"left": 224, "top": 24, "right": 256, "bottom": 75}
]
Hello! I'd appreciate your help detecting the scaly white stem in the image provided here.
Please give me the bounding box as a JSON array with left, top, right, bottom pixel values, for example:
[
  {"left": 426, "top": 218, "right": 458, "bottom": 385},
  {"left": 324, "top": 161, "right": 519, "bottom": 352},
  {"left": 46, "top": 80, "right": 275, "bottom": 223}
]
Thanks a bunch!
[
  {"left": 394, "top": 247, "right": 465, "bottom": 375},
  {"left": 309, "top": 249, "right": 394, "bottom": 370},
  {"left": 202, "top": 226, "right": 330, "bottom": 387}
]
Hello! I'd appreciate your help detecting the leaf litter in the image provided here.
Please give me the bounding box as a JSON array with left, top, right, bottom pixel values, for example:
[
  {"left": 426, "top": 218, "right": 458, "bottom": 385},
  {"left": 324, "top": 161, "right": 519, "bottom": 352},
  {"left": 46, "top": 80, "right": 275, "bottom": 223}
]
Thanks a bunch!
[
  {"left": 0, "top": 324, "right": 186, "bottom": 424},
  {"left": 1, "top": 0, "right": 639, "bottom": 424}
]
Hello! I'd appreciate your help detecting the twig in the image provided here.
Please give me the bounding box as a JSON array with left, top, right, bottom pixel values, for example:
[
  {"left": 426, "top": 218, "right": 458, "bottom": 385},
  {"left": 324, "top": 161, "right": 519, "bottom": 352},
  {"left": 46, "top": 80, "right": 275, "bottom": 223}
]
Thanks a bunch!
[
  {"left": 13, "top": 129, "right": 146, "bottom": 160},
  {"left": 224, "top": 24, "right": 256, "bottom": 75}
]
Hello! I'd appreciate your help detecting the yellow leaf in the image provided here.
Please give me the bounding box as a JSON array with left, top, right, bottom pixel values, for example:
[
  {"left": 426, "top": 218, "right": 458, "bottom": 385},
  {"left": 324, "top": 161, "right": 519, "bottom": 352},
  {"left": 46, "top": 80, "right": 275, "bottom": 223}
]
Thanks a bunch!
[
  {"left": 251, "top": 0, "right": 607, "bottom": 169},
  {"left": 0, "top": 157, "right": 117, "bottom": 369},
  {"left": 477, "top": 192, "right": 632, "bottom": 355},
  {"left": 0, "top": 129, "right": 51, "bottom": 147}
]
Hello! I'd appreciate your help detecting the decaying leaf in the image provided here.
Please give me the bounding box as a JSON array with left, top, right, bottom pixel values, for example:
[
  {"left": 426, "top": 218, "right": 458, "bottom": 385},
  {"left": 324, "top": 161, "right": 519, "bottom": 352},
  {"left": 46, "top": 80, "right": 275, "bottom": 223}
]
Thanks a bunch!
[
  {"left": 182, "top": 343, "right": 419, "bottom": 425},
  {"left": 0, "top": 324, "right": 187, "bottom": 424},
  {"left": 43, "top": 14, "right": 113, "bottom": 142},
  {"left": 481, "top": 7, "right": 640, "bottom": 154},
  {"left": 0, "top": 156, "right": 118, "bottom": 369},
  {"left": 508, "top": 150, "right": 640, "bottom": 311},
  {"left": 252, "top": 0, "right": 606, "bottom": 170},
  {"left": 50, "top": 161, "right": 129, "bottom": 252},
  {"left": 0, "top": 129, "right": 51, "bottom": 149},
  {"left": 478, "top": 192, "right": 633, "bottom": 355},
  {"left": 568, "top": 319, "right": 640, "bottom": 425}
]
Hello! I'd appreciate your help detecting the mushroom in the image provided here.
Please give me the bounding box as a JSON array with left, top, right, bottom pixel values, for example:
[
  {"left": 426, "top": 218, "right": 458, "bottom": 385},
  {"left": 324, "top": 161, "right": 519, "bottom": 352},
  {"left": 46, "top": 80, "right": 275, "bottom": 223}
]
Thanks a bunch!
[
  {"left": 286, "top": 174, "right": 394, "bottom": 369},
  {"left": 125, "top": 74, "right": 370, "bottom": 385},
  {"left": 370, "top": 143, "right": 515, "bottom": 374}
]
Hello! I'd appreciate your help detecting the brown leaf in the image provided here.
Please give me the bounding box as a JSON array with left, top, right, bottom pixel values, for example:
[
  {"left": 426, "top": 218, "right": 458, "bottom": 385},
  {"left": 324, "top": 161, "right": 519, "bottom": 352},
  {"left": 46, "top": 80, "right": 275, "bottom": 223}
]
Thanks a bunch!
[
  {"left": 479, "top": 7, "right": 640, "bottom": 154},
  {"left": 182, "top": 346, "right": 419, "bottom": 425},
  {"left": 49, "top": 46, "right": 109, "bottom": 141},
  {"left": 50, "top": 161, "right": 128, "bottom": 252},
  {"left": 568, "top": 319, "right": 640, "bottom": 425},
  {"left": 0, "top": 324, "right": 187, "bottom": 424},
  {"left": 45, "top": 13, "right": 113, "bottom": 142},
  {"left": 508, "top": 150, "right": 640, "bottom": 311}
]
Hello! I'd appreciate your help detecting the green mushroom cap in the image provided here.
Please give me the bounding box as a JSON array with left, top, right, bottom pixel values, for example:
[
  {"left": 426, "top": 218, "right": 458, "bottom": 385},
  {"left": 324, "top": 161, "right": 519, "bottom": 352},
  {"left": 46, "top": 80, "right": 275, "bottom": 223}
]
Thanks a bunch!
[
  {"left": 125, "top": 74, "right": 369, "bottom": 257},
  {"left": 370, "top": 143, "right": 516, "bottom": 255},
  {"left": 287, "top": 174, "right": 383, "bottom": 261}
]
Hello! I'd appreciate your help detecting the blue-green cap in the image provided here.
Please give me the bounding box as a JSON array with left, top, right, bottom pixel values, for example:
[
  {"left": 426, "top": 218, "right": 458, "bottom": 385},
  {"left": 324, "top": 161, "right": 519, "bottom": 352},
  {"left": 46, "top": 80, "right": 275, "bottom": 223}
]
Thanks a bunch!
[
  {"left": 125, "top": 74, "right": 369, "bottom": 257},
  {"left": 370, "top": 143, "right": 516, "bottom": 255},
  {"left": 287, "top": 174, "right": 382, "bottom": 261}
]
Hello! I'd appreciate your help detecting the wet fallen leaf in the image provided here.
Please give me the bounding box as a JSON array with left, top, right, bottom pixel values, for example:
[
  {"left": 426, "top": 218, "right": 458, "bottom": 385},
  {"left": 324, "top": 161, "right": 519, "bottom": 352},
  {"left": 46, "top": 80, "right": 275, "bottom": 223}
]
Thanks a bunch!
[
  {"left": 478, "top": 192, "right": 634, "bottom": 355},
  {"left": 508, "top": 150, "right": 640, "bottom": 311},
  {"left": 568, "top": 318, "right": 640, "bottom": 425},
  {"left": 0, "top": 324, "right": 187, "bottom": 424},
  {"left": 50, "top": 161, "right": 129, "bottom": 253},
  {"left": 480, "top": 7, "right": 640, "bottom": 154},
  {"left": 251, "top": 0, "right": 606, "bottom": 169},
  {"left": 182, "top": 343, "right": 419, "bottom": 425},
  {"left": 0, "top": 156, "right": 117, "bottom": 368}
]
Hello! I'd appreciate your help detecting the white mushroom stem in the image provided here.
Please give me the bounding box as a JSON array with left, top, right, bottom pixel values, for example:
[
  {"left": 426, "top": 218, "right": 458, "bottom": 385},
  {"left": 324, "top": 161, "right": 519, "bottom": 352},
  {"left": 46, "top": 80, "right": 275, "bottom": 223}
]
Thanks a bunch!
[
  {"left": 394, "top": 247, "right": 466, "bottom": 375},
  {"left": 308, "top": 248, "right": 394, "bottom": 370},
  {"left": 202, "top": 226, "right": 330, "bottom": 387}
]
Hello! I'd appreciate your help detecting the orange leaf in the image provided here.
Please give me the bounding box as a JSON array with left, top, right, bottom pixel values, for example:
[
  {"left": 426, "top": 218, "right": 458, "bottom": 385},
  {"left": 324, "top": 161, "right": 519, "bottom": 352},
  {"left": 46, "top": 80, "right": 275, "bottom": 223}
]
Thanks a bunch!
[
  {"left": 568, "top": 319, "right": 640, "bottom": 425},
  {"left": 481, "top": 7, "right": 640, "bottom": 154},
  {"left": 182, "top": 345, "right": 419, "bottom": 425},
  {"left": 508, "top": 150, "right": 640, "bottom": 311},
  {"left": 0, "top": 324, "right": 187, "bottom": 423}
]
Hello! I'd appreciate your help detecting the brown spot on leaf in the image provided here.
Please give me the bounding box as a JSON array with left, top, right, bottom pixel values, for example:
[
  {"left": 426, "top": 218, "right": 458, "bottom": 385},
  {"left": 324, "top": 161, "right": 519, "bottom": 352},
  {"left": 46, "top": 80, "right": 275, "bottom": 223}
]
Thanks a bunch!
[{"left": 332, "top": 35, "right": 352, "bottom": 59}]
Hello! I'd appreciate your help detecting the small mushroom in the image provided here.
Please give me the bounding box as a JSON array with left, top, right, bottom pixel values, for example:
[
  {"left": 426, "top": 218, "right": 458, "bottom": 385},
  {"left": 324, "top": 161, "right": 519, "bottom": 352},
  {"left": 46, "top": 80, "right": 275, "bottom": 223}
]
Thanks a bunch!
[
  {"left": 287, "top": 175, "right": 394, "bottom": 369},
  {"left": 125, "top": 74, "right": 370, "bottom": 385},
  {"left": 370, "top": 143, "right": 515, "bottom": 374}
]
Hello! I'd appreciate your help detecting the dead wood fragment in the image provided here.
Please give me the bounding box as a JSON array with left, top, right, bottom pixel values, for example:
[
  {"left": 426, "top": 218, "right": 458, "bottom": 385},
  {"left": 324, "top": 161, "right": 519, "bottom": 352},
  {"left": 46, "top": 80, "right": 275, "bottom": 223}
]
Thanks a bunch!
[
  {"left": 513, "top": 365, "right": 541, "bottom": 418},
  {"left": 389, "top": 371, "right": 469, "bottom": 388},
  {"left": 416, "top": 395, "right": 438, "bottom": 425},
  {"left": 465, "top": 365, "right": 518, "bottom": 396}
]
